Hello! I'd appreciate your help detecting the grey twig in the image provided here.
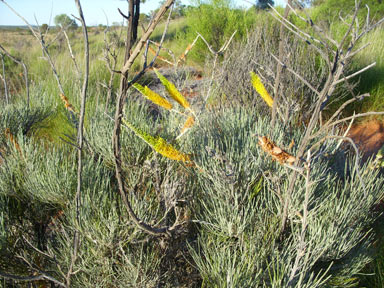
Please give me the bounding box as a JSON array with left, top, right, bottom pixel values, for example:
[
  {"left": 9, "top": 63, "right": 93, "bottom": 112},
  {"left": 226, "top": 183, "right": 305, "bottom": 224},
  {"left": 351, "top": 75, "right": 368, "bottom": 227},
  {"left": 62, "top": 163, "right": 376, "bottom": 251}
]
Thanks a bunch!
[
  {"left": 0, "top": 44, "right": 29, "bottom": 106},
  {"left": 62, "top": 28, "right": 81, "bottom": 79},
  {"left": 1, "top": 0, "right": 65, "bottom": 96},
  {"left": 66, "top": 1, "right": 89, "bottom": 287},
  {"left": 0, "top": 53, "right": 8, "bottom": 104},
  {"left": 112, "top": 0, "right": 176, "bottom": 237},
  {"left": 0, "top": 271, "right": 66, "bottom": 287}
]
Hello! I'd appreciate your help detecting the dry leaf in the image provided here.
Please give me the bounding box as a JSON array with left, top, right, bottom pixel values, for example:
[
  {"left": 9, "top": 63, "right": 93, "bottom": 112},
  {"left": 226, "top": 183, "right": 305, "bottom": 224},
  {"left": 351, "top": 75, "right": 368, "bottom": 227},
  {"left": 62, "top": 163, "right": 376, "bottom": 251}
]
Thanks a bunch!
[{"left": 258, "top": 136, "right": 297, "bottom": 165}]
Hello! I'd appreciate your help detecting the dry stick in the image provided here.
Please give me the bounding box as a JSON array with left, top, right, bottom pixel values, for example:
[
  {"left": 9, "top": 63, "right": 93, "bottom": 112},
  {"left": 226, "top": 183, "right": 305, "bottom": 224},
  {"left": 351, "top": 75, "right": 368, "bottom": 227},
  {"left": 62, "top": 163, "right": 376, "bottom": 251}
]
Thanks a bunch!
[
  {"left": 62, "top": 29, "right": 81, "bottom": 79},
  {"left": 270, "top": 53, "right": 321, "bottom": 97},
  {"left": 112, "top": 0, "right": 175, "bottom": 237},
  {"left": 176, "top": 35, "right": 200, "bottom": 66},
  {"left": 119, "top": 1, "right": 173, "bottom": 75},
  {"left": 196, "top": 31, "right": 236, "bottom": 118},
  {"left": 0, "top": 53, "right": 8, "bottom": 104},
  {"left": 268, "top": 6, "right": 330, "bottom": 63},
  {"left": 1, "top": 0, "right": 65, "bottom": 96},
  {"left": 312, "top": 93, "right": 369, "bottom": 139},
  {"left": 271, "top": 0, "right": 291, "bottom": 127},
  {"left": 65, "top": 1, "right": 89, "bottom": 287},
  {"left": 0, "top": 271, "right": 66, "bottom": 287},
  {"left": 149, "top": 40, "right": 176, "bottom": 63},
  {"left": 288, "top": 150, "right": 312, "bottom": 286},
  {"left": 333, "top": 62, "right": 376, "bottom": 85},
  {"left": 278, "top": 1, "right": 378, "bottom": 237},
  {"left": 102, "top": 15, "right": 123, "bottom": 113},
  {"left": 103, "top": 33, "right": 118, "bottom": 113},
  {"left": 324, "top": 111, "right": 384, "bottom": 129},
  {"left": 0, "top": 44, "right": 29, "bottom": 106},
  {"left": 335, "top": 113, "right": 355, "bottom": 151},
  {"left": 45, "top": 23, "right": 72, "bottom": 48},
  {"left": 290, "top": 0, "right": 339, "bottom": 48}
]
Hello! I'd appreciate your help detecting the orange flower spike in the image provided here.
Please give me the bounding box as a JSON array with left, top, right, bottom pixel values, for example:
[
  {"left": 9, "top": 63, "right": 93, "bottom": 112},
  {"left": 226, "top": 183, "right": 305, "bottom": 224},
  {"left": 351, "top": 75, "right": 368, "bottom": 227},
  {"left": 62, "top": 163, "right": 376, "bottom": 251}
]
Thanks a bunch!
[
  {"left": 180, "top": 115, "right": 195, "bottom": 134},
  {"left": 257, "top": 136, "right": 296, "bottom": 165},
  {"left": 4, "top": 128, "right": 21, "bottom": 153}
]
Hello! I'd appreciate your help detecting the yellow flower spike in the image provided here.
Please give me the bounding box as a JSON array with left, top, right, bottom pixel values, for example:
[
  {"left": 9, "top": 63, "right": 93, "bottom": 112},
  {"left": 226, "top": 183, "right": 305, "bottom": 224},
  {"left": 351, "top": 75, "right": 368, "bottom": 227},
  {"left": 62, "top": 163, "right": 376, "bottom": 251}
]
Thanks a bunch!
[
  {"left": 154, "top": 68, "right": 191, "bottom": 109},
  {"left": 122, "top": 118, "right": 191, "bottom": 162},
  {"left": 133, "top": 83, "right": 173, "bottom": 110},
  {"left": 250, "top": 72, "right": 274, "bottom": 108}
]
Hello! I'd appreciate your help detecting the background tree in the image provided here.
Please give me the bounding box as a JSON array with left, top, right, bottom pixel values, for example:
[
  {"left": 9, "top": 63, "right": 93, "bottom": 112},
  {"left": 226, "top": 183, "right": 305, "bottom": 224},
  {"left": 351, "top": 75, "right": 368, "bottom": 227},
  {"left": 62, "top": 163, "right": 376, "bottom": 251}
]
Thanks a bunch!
[
  {"left": 256, "top": 0, "right": 274, "bottom": 9},
  {"left": 40, "top": 23, "right": 49, "bottom": 34},
  {"left": 54, "top": 14, "right": 78, "bottom": 29}
]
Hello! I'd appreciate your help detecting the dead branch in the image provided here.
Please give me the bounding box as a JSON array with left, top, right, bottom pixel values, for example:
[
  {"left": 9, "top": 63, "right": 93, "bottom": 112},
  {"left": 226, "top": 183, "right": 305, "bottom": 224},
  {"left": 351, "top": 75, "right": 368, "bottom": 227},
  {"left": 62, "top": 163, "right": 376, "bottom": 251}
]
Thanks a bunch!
[
  {"left": 196, "top": 31, "right": 236, "bottom": 118},
  {"left": 112, "top": 0, "right": 176, "bottom": 237},
  {"left": 275, "top": 0, "right": 384, "bottom": 237},
  {"left": 0, "top": 271, "right": 66, "bottom": 287},
  {"left": 333, "top": 62, "right": 376, "bottom": 85},
  {"left": 0, "top": 53, "right": 8, "bottom": 104},
  {"left": 65, "top": 0, "right": 90, "bottom": 287},
  {"left": 288, "top": 150, "right": 312, "bottom": 286},
  {"left": 271, "top": 0, "right": 291, "bottom": 127},
  {"left": 270, "top": 52, "right": 321, "bottom": 97},
  {"left": 0, "top": 44, "right": 29, "bottom": 106},
  {"left": 1, "top": 0, "right": 65, "bottom": 96},
  {"left": 102, "top": 21, "right": 123, "bottom": 112},
  {"left": 62, "top": 29, "right": 81, "bottom": 79}
]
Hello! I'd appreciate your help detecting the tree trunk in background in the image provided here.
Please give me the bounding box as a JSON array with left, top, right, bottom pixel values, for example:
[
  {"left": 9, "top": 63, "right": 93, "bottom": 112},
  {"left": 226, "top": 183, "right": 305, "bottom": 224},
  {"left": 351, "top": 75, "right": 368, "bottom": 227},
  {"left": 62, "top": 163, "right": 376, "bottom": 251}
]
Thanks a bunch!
[{"left": 122, "top": 0, "right": 140, "bottom": 95}]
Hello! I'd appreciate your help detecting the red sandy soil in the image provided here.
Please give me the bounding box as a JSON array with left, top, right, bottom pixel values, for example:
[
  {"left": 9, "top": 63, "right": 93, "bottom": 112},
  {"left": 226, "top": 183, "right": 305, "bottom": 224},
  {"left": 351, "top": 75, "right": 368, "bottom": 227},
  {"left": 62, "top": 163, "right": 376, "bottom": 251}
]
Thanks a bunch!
[{"left": 348, "top": 120, "right": 384, "bottom": 160}]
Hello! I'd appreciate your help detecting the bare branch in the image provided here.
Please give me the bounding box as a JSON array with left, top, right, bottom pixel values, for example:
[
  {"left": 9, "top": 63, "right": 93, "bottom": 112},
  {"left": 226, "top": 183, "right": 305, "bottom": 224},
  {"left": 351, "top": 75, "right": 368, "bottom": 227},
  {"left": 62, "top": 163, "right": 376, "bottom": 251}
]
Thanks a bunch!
[
  {"left": 62, "top": 29, "right": 81, "bottom": 79},
  {"left": 0, "top": 271, "right": 66, "bottom": 287},
  {"left": 0, "top": 44, "right": 29, "bottom": 106},
  {"left": 66, "top": 0, "right": 89, "bottom": 287},
  {"left": 1, "top": 0, "right": 65, "bottom": 96},
  {"left": 112, "top": 0, "right": 176, "bottom": 237},
  {"left": 118, "top": 7, "right": 129, "bottom": 20},
  {"left": 333, "top": 62, "right": 376, "bottom": 85},
  {"left": 270, "top": 53, "right": 321, "bottom": 97},
  {"left": 272, "top": 1, "right": 291, "bottom": 127},
  {"left": 0, "top": 53, "right": 8, "bottom": 104}
]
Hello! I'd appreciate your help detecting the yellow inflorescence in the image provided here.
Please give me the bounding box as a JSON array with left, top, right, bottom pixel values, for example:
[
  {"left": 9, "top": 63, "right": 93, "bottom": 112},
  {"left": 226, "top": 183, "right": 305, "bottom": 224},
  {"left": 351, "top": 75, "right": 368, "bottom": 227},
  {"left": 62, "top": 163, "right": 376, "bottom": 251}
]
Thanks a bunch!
[
  {"left": 154, "top": 68, "right": 191, "bottom": 109},
  {"left": 133, "top": 83, "right": 173, "bottom": 110},
  {"left": 250, "top": 72, "right": 274, "bottom": 108},
  {"left": 122, "top": 118, "right": 191, "bottom": 162}
]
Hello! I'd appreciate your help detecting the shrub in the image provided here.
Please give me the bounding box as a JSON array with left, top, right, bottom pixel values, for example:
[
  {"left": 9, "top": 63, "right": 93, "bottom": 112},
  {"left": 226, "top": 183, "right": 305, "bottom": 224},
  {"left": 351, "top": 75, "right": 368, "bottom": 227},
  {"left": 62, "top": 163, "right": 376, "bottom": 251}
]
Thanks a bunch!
[{"left": 185, "top": 0, "right": 256, "bottom": 62}]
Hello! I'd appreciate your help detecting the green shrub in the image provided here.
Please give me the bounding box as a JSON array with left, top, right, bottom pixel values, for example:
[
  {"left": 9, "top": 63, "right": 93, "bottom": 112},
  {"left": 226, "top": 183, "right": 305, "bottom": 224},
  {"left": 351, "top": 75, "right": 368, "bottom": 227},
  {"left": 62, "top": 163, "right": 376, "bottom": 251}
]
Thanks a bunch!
[{"left": 184, "top": 0, "right": 257, "bottom": 62}]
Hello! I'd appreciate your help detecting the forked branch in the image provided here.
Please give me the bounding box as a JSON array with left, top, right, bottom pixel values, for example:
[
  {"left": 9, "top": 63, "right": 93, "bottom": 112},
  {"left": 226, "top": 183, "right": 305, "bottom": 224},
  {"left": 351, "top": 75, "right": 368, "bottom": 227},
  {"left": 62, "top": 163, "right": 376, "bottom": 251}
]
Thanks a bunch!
[{"left": 112, "top": 0, "right": 176, "bottom": 237}]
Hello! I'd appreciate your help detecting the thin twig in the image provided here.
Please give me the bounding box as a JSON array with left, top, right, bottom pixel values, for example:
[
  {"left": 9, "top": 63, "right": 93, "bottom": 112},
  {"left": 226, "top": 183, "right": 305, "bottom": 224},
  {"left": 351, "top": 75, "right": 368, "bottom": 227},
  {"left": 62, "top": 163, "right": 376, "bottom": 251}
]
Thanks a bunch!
[
  {"left": 270, "top": 53, "right": 321, "bottom": 97},
  {"left": 0, "top": 53, "right": 8, "bottom": 104},
  {"left": 1, "top": 0, "right": 65, "bottom": 96},
  {"left": 288, "top": 150, "right": 312, "bottom": 286},
  {"left": 0, "top": 44, "right": 29, "bottom": 106},
  {"left": 67, "top": 1, "right": 89, "bottom": 287},
  {"left": 271, "top": 0, "right": 291, "bottom": 127},
  {"left": 0, "top": 271, "right": 66, "bottom": 287},
  {"left": 332, "top": 62, "right": 376, "bottom": 85},
  {"left": 62, "top": 28, "right": 81, "bottom": 79}
]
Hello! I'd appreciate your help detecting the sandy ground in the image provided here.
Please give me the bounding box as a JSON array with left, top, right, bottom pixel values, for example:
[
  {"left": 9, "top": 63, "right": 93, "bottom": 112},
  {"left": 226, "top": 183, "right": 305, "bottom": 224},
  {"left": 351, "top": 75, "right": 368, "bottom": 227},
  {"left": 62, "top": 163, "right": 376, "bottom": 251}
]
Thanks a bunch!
[{"left": 348, "top": 120, "right": 384, "bottom": 161}]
